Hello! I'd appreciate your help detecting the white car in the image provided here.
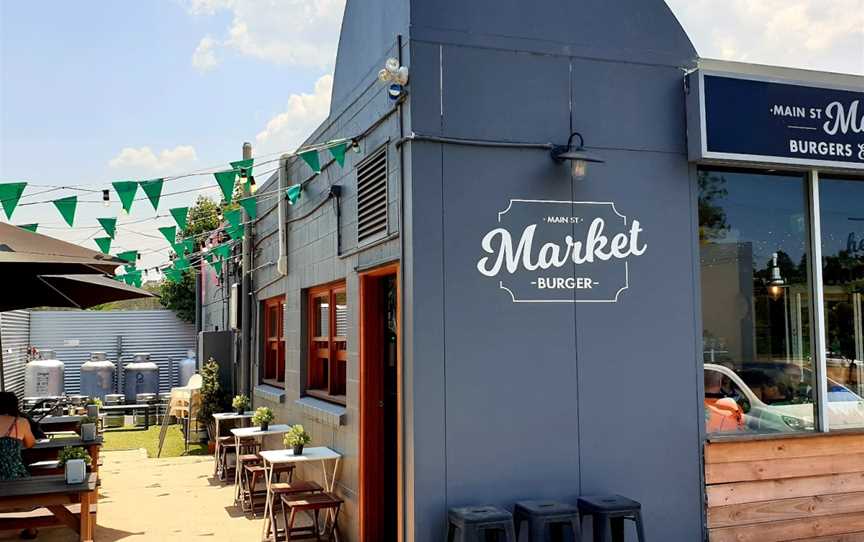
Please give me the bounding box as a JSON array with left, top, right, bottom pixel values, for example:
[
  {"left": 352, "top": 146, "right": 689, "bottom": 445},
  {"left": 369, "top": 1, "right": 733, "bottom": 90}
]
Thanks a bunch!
[{"left": 705, "top": 363, "right": 864, "bottom": 432}]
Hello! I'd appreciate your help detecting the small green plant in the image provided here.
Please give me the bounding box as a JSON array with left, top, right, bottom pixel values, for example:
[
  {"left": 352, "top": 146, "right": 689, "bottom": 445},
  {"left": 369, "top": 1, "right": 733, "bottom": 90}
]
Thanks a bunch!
[
  {"left": 284, "top": 424, "right": 311, "bottom": 448},
  {"left": 232, "top": 395, "right": 250, "bottom": 412},
  {"left": 198, "top": 358, "right": 229, "bottom": 440},
  {"left": 58, "top": 446, "right": 91, "bottom": 467},
  {"left": 252, "top": 406, "right": 274, "bottom": 426},
  {"left": 86, "top": 398, "right": 102, "bottom": 409},
  {"left": 82, "top": 416, "right": 98, "bottom": 425}
]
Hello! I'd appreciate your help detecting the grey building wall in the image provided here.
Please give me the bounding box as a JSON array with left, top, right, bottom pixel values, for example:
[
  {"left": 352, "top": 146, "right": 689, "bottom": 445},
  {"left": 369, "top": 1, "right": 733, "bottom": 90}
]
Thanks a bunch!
[
  {"left": 30, "top": 310, "right": 197, "bottom": 394},
  {"left": 403, "top": 1, "right": 702, "bottom": 541},
  {"left": 1, "top": 310, "right": 31, "bottom": 398}
]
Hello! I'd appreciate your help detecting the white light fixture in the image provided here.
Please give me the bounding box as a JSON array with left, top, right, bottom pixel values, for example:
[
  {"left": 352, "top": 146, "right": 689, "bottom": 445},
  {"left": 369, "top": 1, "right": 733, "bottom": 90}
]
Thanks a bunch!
[
  {"left": 551, "top": 132, "right": 605, "bottom": 180},
  {"left": 377, "top": 58, "right": 409, "bottom": 101}
]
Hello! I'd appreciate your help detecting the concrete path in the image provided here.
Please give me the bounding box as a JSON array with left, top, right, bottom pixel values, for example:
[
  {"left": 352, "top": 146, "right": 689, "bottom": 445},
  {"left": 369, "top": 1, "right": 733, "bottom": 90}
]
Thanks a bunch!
[{"left": 1, "top": 450, "right": 262, "bottom": 541}]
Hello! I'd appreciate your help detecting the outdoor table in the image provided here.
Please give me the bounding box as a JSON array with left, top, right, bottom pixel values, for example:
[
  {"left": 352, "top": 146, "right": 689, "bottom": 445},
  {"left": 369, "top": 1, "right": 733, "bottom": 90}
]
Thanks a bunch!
[
  {"left": 25, "top": 437, "right": 103, "bottom": 477},
  {"left": 99, "top": 404, "right": 154, "bottom": 429},
  {"left": 212, "top": 411, "right": 255, "bottom": 478},
  {"left": 259, "top": 447, "right": 342, "bottom": 542},
  {"left": 0, "top": 473, "right": 97, "bottom": 541},
  {"left": 38, "top": 415, "right": 85, "bottom": 433},
  {"left": 230, "top": 424, "right": 292, "bottom": 503}
]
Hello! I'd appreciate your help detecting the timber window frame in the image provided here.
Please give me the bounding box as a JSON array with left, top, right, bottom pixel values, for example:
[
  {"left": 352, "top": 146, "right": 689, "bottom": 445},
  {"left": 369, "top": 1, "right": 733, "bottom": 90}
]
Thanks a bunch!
[
  {"left": 306, "top": 282, "right": 348, "bottom": 405},
  {"left": 261, "top": 295, "right": 286, "bottom": 388}
]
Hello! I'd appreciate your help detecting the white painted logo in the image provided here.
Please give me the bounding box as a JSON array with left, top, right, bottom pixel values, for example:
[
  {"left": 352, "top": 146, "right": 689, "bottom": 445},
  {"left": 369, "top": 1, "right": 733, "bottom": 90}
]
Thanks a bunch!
[{"left": 476, "top": 200, "right": 647, "bottom": 303}]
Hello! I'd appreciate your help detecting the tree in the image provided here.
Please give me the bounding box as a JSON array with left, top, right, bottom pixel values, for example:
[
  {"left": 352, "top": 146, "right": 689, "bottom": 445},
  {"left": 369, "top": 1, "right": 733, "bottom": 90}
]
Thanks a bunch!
[
  {"left": 698, "top": 171, "right": 730, "bottom": 243},
  {"left": 158, "top": 195, "right": 221, "bottom": 322}
]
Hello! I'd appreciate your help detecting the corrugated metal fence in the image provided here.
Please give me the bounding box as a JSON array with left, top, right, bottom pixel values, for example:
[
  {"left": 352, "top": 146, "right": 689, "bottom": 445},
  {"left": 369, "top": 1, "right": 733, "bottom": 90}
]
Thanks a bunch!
[
  {"left": 30, "top": 310, "right": 196, "bottom": 395},
  {"left": 1, "top": 311, "right": 31, "bottom": 397}
]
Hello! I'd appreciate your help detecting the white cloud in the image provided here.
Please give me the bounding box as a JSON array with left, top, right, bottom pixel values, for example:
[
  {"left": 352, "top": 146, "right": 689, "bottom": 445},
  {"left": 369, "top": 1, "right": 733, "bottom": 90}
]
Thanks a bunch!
[
  {"left": 666, "top": 0, "right": 864, "bottom": 74},
  {"left": 185, "top": 0, "right": 345, "bottom": 69},
  {"left": 192, "top": 36, "right": 220, "bottom": 72},
  {"left": 108, "top": 145, "right": 198, "bottom": 171},
  {"left": 255, "top": 74, "right": 333, "bottom": 157}
]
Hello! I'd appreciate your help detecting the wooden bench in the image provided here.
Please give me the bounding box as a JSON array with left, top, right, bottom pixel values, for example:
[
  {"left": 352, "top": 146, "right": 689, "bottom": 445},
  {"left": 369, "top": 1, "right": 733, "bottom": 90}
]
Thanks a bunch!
[
  {"left": 23, "top": 437, "right": 102, "bottom": 478},
  {"left": 0, "top": 474, "right": 97, "bottom": 542}
]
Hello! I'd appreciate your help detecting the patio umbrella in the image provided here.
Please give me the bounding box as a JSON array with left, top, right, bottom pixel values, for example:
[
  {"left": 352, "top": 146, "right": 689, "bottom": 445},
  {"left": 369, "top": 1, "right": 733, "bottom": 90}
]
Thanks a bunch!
[{"left": 0, "top": 274, "right": 155, "bottom": 312}]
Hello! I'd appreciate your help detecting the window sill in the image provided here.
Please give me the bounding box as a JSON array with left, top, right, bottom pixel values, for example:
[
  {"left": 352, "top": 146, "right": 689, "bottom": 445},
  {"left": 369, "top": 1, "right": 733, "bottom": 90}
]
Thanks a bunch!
[
  {"left": 295, "top": 396, "right": 346, "bottom": 427},
  {"left": 253, "top": 384, "right": 286, "bottom": 404},
  {"left": 305, "top": 389, "right": 346, "bottom": 406},
  {"left": 706, "top": 430, "right": 836, "bottom": 443}
]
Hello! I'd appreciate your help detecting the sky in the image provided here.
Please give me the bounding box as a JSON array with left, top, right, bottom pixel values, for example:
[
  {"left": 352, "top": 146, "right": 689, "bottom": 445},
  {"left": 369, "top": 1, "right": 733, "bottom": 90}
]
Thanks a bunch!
[{"left": 0, "top": 0, "right": 862, "bottom": 273}]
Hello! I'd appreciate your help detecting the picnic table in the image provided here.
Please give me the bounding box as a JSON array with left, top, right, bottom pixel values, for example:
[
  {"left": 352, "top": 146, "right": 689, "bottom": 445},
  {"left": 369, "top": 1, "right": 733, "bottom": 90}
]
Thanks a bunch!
[
  {"left": 259, "top": 447, "right": 342, "bottom": 542},
  {"left": 0, "top": 473, "right": 97, "bottom": 541},
  {"left": 99, "top": 403, "right": 154, "bottom": 429},
  {"left": 38, "top": 415, "right": 85, "bottom": 434},
  {"left": 24, "top": 437, "right": 103, "bottom": 477}
]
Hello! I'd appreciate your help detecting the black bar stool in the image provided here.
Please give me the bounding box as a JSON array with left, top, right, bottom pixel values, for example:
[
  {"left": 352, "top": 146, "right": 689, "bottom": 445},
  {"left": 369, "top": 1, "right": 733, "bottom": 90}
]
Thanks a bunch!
[
  {"left": 577, "top": 495, "right": 645, "bottom": 542},
  {"left": 448, "top": 506, "right": 516, "bottom": 542},
  {"left": 514, "top": 500, "right": 581, "bottom": 541}
]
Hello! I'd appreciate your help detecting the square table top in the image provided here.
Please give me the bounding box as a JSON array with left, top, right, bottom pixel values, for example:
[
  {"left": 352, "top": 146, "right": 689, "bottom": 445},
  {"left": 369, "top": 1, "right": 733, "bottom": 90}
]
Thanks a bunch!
[
  {"left": 259, "top": 447, "right": 341, "bottom": 464},
  {"left": 0, "top": 474, "right": 97, "bottom": 499},
  {"left": 32, "top": 437, "right": 103, "bottom": 450},
  {"left": 214, "top": 411, "right": 255, "bottom": 420},
  {"left": 231, "top": 424, "right": 292, "bottom": 438}
]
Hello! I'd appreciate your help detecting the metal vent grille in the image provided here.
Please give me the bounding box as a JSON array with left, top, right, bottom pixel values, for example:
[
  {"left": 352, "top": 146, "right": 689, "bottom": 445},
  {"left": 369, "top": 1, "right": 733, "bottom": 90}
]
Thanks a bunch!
[{"left": 356, "top": 147, "right": 388, "bottom": 243}]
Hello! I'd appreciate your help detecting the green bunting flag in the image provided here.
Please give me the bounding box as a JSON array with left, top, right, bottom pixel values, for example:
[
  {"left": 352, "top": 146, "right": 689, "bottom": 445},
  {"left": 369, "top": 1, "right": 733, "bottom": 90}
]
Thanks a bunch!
[
  {"left": 211, "top": 259, "right": 223, "bottom": 276},
  {"left": 329, "top": 142, "right": 348, "bottom": 167},
  {"left": 286, "top": 184, "right": 302, "bottom": 205},
  {"left": 224, "top": 208, "right": 242, "bottom": 229},
  {"left": 17, "top": 223, "right": 38, "bottom": 233},
  {"left": 172, "top": 243, "right": 186, "bottom": 256},
  {"left": 214, "top": 170, "right": 237, "bottom": 203},
  {"left": 97, "top": 217, "right": 117, "bottom": 239},
  {"left": 124, "top": 264, "right": 137, "bottom": 273},
  {"left": 140, "top": 179, "right": 164, "bottom": 211},
  {"left": 170, "top": 207, "right": 188, "bottom": 230},
  {"left": 226, "top": 224, "right": 244, "bottom": 241},
  {"left": 122, "top": 270, "right": 142, "bottom": 288},
  {"left": 0, "top": 182, "right": 27, "bottom": 219},
  {"left": 53, "top": 196, "right": 78, "bottom": 226},
  {"left": 116, "top": 250, "right": 138, "bottom": 263},
  {"left": 112, "top": 181, "right": 138, "bottom": 213},
  {"left": 299, "top": 150, "right": 321, "bottom": 174},
  {"left": 238, "top": 196, "right": 257, "bottom": 219},
  {"left": 94, "top": 237, "right": 112, "bottom": 254},
  {"left": 230, "top": 158, "right": 254, "bottom": 179},
  {"left": 163, "top": 268, "right": 182, "bottom": 283},
  {"left": 204, "top": 252, "right": 214, "bottom": 264},
  {"left": 173, "top": 257, "right": 190, "bottom": 271},
  {"left": 183, "top": 238, "right": 196, "bottom": 254},
  {"left": 158, "top": 226, "right": 177, "bottom": 244},
  {"left": 213, "top": 244, "right": 231, "bottom": 260}
]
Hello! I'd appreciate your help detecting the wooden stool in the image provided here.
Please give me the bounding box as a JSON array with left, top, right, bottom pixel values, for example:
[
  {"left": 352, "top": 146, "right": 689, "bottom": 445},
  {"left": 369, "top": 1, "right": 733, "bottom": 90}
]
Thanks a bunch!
[
  {"left": 514, "top": 500, "right": 581, "bottom": 541},
  {"left": 280, "top": 492, "right": 343, "bottom": 541},
  {"left": 447, "top": 506, "right": 516, "bottom": 542},
  {"left": 266, "top": 480, "right": 324, "bottom": 540},
  {"left": 577, "top": 495, "right": 645, "bottom": 542},
  {"left": 243, "top": 463, "right": 296, "bottom": 515},
  {"left": 216, "top": 436, "right": 237, "bottom": 479}
]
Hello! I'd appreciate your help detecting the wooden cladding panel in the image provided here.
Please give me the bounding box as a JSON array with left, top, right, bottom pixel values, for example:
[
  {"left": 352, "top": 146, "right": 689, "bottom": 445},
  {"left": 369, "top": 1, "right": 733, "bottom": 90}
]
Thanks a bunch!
[{"left": 706, "top": 436, "right": 864, "bottom": 541}]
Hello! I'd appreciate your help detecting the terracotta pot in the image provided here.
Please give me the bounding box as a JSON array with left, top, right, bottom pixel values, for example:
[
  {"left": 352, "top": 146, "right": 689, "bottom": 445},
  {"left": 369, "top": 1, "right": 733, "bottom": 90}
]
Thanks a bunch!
[{"left": 207, "top": 441, "right": 216, "bottom": 455}]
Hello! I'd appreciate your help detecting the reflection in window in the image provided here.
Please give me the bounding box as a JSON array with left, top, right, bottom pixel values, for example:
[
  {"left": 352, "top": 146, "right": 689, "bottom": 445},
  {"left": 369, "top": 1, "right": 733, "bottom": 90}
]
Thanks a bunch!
[
  {"left": 820, "top": 177, "right": 864, "bottom": 429},
  {"left": 699, "top": 169, "right": 814, "bottom": 434}
]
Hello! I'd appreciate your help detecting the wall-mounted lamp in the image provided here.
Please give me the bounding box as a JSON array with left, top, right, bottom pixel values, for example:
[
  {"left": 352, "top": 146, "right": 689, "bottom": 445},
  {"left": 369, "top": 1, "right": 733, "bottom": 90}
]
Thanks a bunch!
[
  {"left": 551, "top": 132, "right": 605, "bottom": 180},
  {"left": 378, "top": 57, "right": 409, "bottom": 101}
]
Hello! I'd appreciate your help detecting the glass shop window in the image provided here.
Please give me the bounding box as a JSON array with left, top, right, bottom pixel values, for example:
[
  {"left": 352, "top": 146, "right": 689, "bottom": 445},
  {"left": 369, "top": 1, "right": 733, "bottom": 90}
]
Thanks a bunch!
[
  {"left": 819, "top": 177, "right": 864, "bottom": 430},
  {"left": 699, "top": 169, "right": 815, "bottom": 435},
  {"left": 307, "top": 282, "right": 348, "bottom": 405}
]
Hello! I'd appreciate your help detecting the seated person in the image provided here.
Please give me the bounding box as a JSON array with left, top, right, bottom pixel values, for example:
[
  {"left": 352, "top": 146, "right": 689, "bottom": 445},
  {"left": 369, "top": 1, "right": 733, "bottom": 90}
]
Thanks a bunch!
[{"left": 0, "top": 391, "right": 36, "bottom": 481}]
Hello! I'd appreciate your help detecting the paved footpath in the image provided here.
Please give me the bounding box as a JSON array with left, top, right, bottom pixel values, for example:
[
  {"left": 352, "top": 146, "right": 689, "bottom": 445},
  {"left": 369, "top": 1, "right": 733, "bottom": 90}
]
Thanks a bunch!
[{"left": 1, "top": 449, "right": 262, "bottom": 541}]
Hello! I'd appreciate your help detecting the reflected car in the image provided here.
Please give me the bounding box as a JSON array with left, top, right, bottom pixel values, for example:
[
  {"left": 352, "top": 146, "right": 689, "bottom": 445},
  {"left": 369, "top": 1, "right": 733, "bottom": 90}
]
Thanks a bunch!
[{"left": 705, "top": 363, "right": 864, "bottom": 432}]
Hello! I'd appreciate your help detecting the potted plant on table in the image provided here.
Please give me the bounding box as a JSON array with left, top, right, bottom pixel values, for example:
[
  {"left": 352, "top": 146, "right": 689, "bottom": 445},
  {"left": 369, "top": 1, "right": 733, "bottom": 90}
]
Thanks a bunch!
[
  {"left": 252, "top": 406, "right": 274, "bottom": 431},
  {"left": 58, "top": 446, "right": 91, "bottom": 484},
  {"left": 80, "top": 416, "right": 98, "bottom": 441},
  {"left": 284, "top": 424, "right": 311, "bottom": 456},
  {"left": 232, "top": 394, "right": 250, "bottom": 415}
]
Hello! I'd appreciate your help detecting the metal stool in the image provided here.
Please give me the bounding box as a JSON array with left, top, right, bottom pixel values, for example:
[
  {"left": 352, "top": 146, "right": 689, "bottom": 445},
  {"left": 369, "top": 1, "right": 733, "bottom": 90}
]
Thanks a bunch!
[
  {"left": 448, "top": 506, "right": 516, "bottom": 542},
  {"left": 514, "top": 500, "right": 581, "bottom": 541},
  {"left": 577, "top": 495, "right": 645, "bottom": 542}
]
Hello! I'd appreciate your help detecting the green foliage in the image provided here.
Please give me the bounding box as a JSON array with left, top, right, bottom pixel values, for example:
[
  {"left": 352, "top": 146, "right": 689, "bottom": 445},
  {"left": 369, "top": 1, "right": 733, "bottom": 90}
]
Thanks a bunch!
[
  {"left": 86, "top": 398, "right": 102, "bottom": 408},
  {"left": 198, "top": 358, "right": 228, "bottom": 439},
  {"left": 82, "top": 415, "right": 98, "bottom": 425},
  {"left": 58, "top": 446, "right": 91, "bottom": 466},
  {"left": 284, "top": 424, "right": 311, "bottom": 448},
  {"left": 252, "top": 406, "right": 274, "bottom": 426},
  {"left": 91, "top": 282, "right": 162, "bottom": 312},
  {"left": 158, "top": 269, "right": 196, "bottom": 323},
  {"left": 157, "top": 195, "right": 220, "bottom": 322},
  {"left": 232, "top": 395, "right": 250, "bottom": 411}
]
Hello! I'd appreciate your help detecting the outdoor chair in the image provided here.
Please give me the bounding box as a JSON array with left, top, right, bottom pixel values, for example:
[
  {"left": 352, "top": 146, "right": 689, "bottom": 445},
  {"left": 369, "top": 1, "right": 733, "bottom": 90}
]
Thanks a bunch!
[
  {"left": 514, "top": 500, "right": 581, "bottom": 541},
  {"left": 447, "top": 506, "right": 516, "bottom": 542},
  {"left": 577, "top": 495, "right": 645, "bottom": 542},
  {"left": 280, "top": 492, "right": 342, "bottom": 541}
]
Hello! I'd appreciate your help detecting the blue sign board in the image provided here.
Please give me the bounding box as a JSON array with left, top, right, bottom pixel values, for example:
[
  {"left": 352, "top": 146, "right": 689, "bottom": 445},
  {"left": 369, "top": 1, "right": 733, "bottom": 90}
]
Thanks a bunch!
[{"left": 690, "top": 72, "right": 864, "bottom": 169}]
